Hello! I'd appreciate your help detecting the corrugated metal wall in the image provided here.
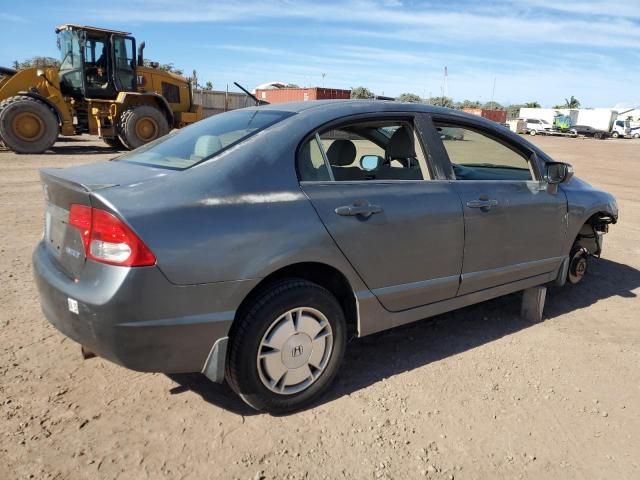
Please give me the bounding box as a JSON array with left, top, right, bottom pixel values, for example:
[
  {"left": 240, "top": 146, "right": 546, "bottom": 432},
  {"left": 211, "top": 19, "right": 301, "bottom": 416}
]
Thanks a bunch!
[{"left": 192, "top": 90, "right": 260, "bottom": 117}]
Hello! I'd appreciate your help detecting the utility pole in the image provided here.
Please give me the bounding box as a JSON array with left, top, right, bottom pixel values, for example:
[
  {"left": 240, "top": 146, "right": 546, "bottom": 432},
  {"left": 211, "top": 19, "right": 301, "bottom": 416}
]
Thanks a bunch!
[
  {"left": 491, "top": 77, "right": 496, "bottom": 106},
  {"left": 443, "top": 66, "right": 449, "bottom": 98},
  {"left": 321, "top": 72, "right": 326, "bottom": 88}
]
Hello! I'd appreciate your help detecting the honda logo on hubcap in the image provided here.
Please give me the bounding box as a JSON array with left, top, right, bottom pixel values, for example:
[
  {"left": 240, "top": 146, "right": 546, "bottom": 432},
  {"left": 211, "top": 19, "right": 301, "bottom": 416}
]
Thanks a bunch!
[{"left": 291, "top": 345, "right": 304, "bottom": 357}]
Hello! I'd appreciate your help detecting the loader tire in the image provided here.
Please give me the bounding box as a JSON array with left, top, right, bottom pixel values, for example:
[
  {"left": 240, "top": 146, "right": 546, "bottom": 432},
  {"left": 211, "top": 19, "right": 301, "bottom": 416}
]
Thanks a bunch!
[
  {"left": 103, "top": 136, "right": 126, "bottom": 150},
  {"left": 0, "top": 96, "right": 59, "bottom": 154},
  {"left": 117, "top": 105, "right": 169, "bottom": 150}
]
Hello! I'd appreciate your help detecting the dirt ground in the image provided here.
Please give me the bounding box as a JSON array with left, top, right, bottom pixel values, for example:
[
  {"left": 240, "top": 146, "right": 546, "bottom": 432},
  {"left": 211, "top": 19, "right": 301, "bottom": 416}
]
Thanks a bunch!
[{"left": 1, "top": 135, "right": 639, "bottom": 480}]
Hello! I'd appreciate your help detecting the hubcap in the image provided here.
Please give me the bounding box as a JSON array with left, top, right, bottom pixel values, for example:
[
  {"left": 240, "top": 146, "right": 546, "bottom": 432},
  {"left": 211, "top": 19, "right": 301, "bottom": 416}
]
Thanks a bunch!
[
  {"left": 135, "top": 117, "right": 159, "bottom": 141},
  {"left": 13, "top": 112, "right": 44, "bottom": 141},
  {"left": 257, "top": 307, "right": 333, "bottom": 395}
]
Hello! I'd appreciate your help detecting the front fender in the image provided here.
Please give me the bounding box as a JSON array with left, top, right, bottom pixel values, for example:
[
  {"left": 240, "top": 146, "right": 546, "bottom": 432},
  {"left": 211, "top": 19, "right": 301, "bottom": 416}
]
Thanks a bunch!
[{"left": 560, "top": 176, "right": 618, "bottom": 255}]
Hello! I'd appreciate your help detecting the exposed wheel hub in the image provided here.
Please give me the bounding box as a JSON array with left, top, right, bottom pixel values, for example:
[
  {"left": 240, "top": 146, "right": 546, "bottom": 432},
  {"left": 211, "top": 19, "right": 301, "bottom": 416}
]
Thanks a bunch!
[
  {"left": 568, "top": 248, "right": 588, "bottom": 284},
  {"left": 257, "top": 307, "right": 333, "bottom": 395}
]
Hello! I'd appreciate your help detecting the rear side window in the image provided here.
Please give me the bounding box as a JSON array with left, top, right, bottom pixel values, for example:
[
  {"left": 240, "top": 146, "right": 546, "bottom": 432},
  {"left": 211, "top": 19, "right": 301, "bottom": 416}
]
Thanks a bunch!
[
  {"left": 297, "top": 136, "right": 331, "bottom": 181},
  {"left": 435, "top": 123, "right": 533, "bottom": 181},
  {"left": 298, "top": 120, "right": 430, "bottom": 182},
  {"left": 117, "top": 109, "right": 293, "bottom": 169}
]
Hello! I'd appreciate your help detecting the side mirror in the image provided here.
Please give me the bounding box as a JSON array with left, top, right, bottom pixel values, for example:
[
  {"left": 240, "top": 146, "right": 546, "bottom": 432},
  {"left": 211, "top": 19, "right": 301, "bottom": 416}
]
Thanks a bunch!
[
  {"left": 545, "top": 161, "right": 573, "bottom": 184},
  {"left": 360, "top": 155, "right": 382, "bottom": 171}
]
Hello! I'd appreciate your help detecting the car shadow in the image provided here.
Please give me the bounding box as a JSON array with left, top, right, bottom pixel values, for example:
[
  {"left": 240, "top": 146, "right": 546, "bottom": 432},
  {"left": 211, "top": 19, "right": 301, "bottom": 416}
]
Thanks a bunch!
[{"left": 167, "top": 257, "right": 639, "bottom": 416}]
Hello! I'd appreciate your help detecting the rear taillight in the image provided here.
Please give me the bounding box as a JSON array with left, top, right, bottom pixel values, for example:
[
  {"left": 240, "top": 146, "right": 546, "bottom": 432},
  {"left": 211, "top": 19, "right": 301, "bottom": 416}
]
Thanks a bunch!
[{"left": 68, "top": 205, "right": 156, "bottom": 267}]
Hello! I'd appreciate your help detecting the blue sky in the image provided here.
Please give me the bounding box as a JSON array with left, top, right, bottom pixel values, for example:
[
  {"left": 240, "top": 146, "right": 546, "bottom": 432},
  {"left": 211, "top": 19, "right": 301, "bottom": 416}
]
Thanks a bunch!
[{"left": 1, "top": 0, "right": 639, "bottom": 107}]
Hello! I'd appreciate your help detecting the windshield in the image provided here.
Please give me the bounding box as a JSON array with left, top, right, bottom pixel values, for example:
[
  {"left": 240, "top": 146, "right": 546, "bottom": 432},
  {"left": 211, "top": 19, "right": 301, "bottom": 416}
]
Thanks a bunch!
[
  {"left": 116, "top": 109, "right": 293, "bottom": 169},
  {"left": 58, "top": 30, "right": 82, "bottom": 72}
]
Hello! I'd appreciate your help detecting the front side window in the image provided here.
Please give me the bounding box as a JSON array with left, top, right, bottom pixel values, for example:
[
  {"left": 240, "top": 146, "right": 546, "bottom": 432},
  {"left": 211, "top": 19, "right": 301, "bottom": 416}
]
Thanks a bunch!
[
  {"left": 117, "top": 109, "right": 293, "bottom": 169},
  {"left": 435, "top": 123, "right": 533, "bottom": 181},
  {"left": 298, "top": 120, "right": 430, "bottom": 181},
  {"left": 84, "top": 36, "right": 110, "bottom": 90}
]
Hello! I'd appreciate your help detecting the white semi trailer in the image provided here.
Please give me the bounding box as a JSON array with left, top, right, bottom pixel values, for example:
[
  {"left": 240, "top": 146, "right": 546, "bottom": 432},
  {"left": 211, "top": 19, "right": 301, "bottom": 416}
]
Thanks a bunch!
[{"left": 575, "top": 109, "right": 618, "bottom": 133}]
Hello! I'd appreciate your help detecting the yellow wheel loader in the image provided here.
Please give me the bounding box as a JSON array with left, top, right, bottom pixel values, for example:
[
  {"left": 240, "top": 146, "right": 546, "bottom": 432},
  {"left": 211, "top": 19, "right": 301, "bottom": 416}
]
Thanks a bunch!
[{"left": 0, "top": 24, "right": 202, "bottom": 153}]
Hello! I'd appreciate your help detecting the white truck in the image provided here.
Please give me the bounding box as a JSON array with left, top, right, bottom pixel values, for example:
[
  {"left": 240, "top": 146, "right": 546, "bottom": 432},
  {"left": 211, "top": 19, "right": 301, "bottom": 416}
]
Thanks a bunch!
[{"left": 611, "top": 119, "right": 631, "bottom": 138}]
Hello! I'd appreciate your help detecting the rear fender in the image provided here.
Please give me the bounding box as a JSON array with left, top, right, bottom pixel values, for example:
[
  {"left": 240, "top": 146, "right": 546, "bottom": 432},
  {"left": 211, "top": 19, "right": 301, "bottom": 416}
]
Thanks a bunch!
[{"left": 116, "top": 91, "right": 174, "bottom": 125}]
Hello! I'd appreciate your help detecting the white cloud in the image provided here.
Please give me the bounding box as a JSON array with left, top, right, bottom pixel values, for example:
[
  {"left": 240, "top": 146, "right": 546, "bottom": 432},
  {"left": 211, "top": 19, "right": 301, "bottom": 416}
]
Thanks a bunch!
[
  {"left": 78, "top": 0, "right": 640, "bottom": 105},
  {"left": 91, "top": 0, "right": 640, "bottom": 48}
]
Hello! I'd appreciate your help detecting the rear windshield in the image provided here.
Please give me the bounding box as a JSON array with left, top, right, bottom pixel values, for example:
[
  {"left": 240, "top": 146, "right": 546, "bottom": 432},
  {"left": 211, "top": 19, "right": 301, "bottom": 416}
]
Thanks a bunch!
[{"left": 116, "top": 109, "right": 293, "bottom": 169}]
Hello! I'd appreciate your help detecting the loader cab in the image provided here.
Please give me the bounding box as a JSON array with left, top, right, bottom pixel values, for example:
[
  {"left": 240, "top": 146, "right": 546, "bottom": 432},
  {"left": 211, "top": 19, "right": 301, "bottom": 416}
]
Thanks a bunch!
[{"left": 56, "top": 25, "right": 136, "bottom": 100}]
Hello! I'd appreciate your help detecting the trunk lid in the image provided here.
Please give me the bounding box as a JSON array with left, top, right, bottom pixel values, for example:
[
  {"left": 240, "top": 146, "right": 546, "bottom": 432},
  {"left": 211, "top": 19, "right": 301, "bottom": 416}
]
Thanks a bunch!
[{"left": 39, "top": 161, "right": 171, "bottom": 278}]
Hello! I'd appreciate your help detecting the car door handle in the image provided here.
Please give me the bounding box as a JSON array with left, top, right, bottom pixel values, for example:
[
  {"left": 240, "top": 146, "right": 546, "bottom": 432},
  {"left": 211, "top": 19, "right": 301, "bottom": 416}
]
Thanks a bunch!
[
  {"left": 466, "top": 199, "right": 498, "bottom": 209},
  {"left": 335, "top": 203, "right": 383, "bottom": 218}
]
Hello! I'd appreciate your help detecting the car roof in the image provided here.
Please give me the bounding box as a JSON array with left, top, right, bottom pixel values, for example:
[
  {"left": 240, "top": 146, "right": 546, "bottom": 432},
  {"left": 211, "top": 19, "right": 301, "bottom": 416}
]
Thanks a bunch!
[
  {"left": 253, "top": 100, "right": 508, "bottom": 130},
  {"left": 257, "top": 99, "right": 457, "bottom": 115}
]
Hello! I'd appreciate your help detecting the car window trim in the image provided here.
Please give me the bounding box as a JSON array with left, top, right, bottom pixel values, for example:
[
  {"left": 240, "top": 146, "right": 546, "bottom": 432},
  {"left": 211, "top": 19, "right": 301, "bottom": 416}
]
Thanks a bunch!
[
  {"left": 415, "top": 113, "right": 452, "bottom": 180},
  {"left": 315, "top": 132, "right": 335, "bottom": 181},
  {"left": 300, "top": 179, "right": 454, "bottom": 186},
  {"left": 429, "top": 114, "right": 542, "bottom": 181},
  {"left": 295, "top": 112, "right": 437, "bottom": 184}
]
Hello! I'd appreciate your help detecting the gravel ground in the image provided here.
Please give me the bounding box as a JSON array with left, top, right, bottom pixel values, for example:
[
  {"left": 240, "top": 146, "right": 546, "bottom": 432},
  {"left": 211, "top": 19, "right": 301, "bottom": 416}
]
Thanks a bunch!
[{"left": 1, "top": 135, "right": 639, "bottom": 480}]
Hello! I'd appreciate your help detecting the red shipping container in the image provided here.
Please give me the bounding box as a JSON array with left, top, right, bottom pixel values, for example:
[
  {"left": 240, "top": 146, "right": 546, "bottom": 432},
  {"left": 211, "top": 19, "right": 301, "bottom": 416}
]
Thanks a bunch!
[
  {"left": 255, "top": 87, "right": 351, "bottom": 104},
  {"left": 462, "top": 108, "right": 507, "bottom": 123}
]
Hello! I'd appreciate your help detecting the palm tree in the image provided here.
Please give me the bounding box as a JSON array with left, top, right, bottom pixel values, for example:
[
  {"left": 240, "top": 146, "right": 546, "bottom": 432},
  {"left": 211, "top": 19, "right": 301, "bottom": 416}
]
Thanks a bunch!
[
  {"left": 564, "top": 96, "right": 581, "bottom": 108},
  {"left": 524, "top": 101, "right": 541, "bottom": 108}
]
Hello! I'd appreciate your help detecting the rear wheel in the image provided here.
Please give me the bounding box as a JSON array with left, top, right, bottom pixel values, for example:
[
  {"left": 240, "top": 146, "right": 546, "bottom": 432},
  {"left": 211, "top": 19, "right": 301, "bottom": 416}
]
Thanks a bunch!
[
  {"left": 117, "top": 105, "right": 169, "bottom": 150},
  {"left": 529, "top": 129, "right": 537, "bottom": 136},
  {"left": 0, "top": 96, "right": 59, "bottom": 153},
  {"left": 226, "top": 279, "right": 346, "bottom": 413}
]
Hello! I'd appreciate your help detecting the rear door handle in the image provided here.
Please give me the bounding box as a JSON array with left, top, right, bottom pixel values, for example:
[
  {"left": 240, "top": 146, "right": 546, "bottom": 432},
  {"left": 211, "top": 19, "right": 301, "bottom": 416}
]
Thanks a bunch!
[
  {"left": 335, "top": 203, "right": 383, "bottom": 218},
  {"left": 466, "top": 199, "right": 498, "bottom": 210}
]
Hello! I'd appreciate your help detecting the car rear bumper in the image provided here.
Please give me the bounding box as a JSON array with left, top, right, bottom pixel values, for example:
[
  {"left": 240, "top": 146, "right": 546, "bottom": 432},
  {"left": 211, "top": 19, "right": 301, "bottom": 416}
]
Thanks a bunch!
[{"left": 33, "top": 241, "right": 259, "bottom": 375}]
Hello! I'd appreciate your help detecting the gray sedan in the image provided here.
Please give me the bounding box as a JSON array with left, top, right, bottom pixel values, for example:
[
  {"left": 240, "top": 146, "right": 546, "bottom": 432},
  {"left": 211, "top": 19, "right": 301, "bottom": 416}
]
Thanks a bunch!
[{"left": 33, "top": 101, "right": 618, "bottom": 413}]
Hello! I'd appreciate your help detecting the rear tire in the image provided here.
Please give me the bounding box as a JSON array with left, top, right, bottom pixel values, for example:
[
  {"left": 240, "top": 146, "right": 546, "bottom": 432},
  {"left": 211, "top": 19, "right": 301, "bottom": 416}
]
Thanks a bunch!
[
  {"left": 529, "top": 129, "right": 537, "bottom": 136},
  {"left": 117, "top": 105, "right": 169, "bottom": 150},
  {"left": 102, "top": 136, "right": 125, "bottom": 150},
  {"left": 226, "top": 279, "right": 347, "bottom": 414},
  {"left": 0, "top": 96, "right": 59, "bottom": 153}
]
